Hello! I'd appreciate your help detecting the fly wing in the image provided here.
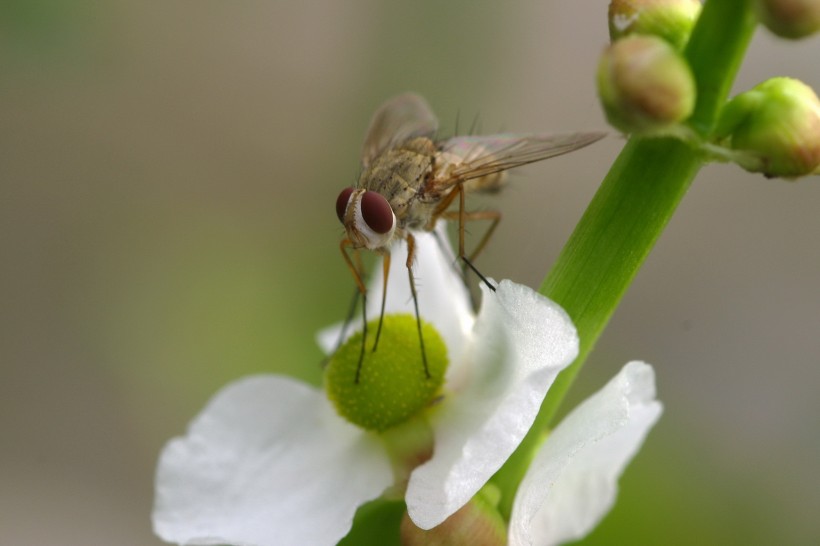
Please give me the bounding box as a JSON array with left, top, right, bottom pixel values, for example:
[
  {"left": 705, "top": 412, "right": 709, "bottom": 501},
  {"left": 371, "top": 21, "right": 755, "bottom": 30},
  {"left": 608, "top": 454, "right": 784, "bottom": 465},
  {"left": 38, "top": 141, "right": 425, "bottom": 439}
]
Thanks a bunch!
[
  {"left": 433, "top": 132, "right": 606, "bottom": 186},
  {"left": 361, "top": 93, "right": 439, "bottom": 168}
]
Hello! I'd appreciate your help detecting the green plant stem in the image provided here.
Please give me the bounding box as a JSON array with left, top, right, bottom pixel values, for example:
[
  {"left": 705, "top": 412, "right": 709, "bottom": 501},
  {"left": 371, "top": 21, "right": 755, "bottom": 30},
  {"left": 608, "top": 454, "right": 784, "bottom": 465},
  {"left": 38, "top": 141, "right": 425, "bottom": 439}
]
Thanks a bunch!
[{"left": 493, "top": 0, "right": 757, "bottom": 519}]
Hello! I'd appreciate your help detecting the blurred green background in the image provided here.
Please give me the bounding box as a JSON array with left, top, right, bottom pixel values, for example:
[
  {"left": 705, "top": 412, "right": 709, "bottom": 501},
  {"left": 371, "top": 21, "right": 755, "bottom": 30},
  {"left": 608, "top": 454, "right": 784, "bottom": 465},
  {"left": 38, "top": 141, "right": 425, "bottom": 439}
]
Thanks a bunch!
[{"left": 2, "top": 1, "right": 818, "bottom": 544}]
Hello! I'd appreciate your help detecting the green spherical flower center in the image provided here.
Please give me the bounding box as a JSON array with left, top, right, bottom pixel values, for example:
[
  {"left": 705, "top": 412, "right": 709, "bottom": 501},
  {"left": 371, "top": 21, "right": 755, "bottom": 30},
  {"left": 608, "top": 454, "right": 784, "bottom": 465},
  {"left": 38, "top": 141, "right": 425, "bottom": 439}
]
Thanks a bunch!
[{"left": 324, "top": 314, "right": 449, "bottom": 432}]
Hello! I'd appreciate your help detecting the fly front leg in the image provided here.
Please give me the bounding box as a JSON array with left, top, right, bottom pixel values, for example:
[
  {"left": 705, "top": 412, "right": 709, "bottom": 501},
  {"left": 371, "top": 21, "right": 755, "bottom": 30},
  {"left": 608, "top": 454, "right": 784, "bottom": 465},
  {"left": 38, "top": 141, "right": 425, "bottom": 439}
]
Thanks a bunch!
[
  {"left": 405, "top": 233, "right": 431, "bottom": 379},
  {"left": 340, "top": 239, "right": 367, "bottom": 294},
  {"left": 372, "top": 249, "right": 391, "bottom": 353},
  {"left": 340, "top": 239, "right": 369, "bottom": 383}
]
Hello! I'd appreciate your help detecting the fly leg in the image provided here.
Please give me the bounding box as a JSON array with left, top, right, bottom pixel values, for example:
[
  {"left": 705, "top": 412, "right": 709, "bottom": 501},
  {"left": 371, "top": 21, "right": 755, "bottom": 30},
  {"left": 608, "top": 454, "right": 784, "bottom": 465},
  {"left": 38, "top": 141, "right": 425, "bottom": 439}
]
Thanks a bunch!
[
  {"left": 405, "top": 233, "right": 431, "bottom": 379},
  {"left": 372, "top": 249, "right": 391, "bottom": 353},
  {"left": 439, "top": 184, "right": 500, "bottom": 292},
  {"left": 340, "top": 239, "right": 369, "bottom": 383},
  {"left": 427, "top": 181, "right": 465, "bottom": 274}
]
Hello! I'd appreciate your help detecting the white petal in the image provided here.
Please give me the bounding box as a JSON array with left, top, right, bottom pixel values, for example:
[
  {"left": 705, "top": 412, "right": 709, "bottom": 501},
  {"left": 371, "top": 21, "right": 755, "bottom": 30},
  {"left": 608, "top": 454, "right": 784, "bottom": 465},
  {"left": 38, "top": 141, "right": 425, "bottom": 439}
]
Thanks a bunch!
[
  {"left": 509, "top": 361, "right": 663, "bottom": 546},
  {"left": 405, "top": 280, "right": 579, "bottom": 529},
  {"left": 153, "top": 375, "right": 392, "bottom": 546},
  {"left": 318, "top": 224, "right": 474, "bottom": 360}
]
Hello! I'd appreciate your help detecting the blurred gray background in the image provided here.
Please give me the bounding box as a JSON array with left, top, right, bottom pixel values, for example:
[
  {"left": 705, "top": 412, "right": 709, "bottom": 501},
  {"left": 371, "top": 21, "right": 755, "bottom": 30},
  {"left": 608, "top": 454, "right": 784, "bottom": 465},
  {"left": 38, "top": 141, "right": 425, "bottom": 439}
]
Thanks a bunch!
[{"left": 2, "top": 1, "right": 818, "bottom": 544}]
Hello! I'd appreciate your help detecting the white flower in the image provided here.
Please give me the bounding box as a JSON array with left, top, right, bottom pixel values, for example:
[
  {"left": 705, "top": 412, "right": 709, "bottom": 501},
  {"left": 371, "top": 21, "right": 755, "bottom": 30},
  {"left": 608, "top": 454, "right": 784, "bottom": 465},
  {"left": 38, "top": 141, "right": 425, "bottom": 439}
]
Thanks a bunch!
[{"left": 152, "top": 226, "right": 663, "bottom": 546}]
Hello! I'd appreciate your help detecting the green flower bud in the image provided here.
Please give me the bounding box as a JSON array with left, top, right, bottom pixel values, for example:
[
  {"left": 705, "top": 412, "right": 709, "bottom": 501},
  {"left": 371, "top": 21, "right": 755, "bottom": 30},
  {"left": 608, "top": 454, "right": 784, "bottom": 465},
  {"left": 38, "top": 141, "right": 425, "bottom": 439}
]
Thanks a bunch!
[
  {"left": 597, "top": 35, "right": 696, "bottom": 134},
  {"left": 715, "top": 77, "right": 820, "bottom": 177},
  {"left": 400, "top": 485, "right": 507, "bottom": 546},
  {"left": 609, "top": 0, "right": 702, "bottom": 50},
  {"left": 757, "top": 0, "right": 820, "bottom": 39},
  {"left": 325, "top": 314, "right": 448, "bottom": 432}
]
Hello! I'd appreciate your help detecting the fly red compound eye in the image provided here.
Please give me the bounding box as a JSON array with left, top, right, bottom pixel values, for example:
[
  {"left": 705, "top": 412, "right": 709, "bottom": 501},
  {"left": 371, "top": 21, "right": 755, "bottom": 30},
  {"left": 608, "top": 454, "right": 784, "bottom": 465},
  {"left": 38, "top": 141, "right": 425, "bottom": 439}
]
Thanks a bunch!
[
  {"left": 360, "top": 191, "right": 394, "bottom": 234},
  {"left": 336, "top": 187, "right": 355, "bottom": 223}
]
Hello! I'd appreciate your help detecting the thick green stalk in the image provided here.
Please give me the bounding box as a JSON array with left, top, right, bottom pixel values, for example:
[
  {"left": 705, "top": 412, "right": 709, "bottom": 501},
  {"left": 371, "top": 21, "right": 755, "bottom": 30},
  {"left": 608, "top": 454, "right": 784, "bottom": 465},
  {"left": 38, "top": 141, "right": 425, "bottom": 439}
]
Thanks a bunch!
[{"left": 494, "top": 0, "right": 757, "bottom": 518}]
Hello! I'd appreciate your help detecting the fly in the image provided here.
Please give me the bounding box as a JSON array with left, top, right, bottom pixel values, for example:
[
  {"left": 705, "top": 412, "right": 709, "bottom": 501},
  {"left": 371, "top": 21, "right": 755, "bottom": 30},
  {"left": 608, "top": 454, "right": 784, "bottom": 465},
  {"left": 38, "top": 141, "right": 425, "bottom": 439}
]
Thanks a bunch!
[{"left": 335, "top": 92, "right": 604, "bottom": 382}]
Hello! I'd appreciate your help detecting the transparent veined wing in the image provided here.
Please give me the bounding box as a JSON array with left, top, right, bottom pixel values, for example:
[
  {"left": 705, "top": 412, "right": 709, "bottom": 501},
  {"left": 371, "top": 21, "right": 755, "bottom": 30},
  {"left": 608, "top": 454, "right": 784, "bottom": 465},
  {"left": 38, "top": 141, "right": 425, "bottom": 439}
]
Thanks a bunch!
[
  {"left": 433, "top": 132, "right": 606, "bottom": 187},
  {"left": 361, "top": 93, "right": 439, "bottom": 168}
]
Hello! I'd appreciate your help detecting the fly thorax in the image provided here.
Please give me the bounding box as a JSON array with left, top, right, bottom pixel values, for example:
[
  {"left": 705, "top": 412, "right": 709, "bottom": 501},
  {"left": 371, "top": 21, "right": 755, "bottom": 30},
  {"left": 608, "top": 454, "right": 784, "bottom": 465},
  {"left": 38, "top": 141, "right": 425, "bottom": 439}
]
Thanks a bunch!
[{"left": 361, "top": 147, "right": 434, "bottom": 228}]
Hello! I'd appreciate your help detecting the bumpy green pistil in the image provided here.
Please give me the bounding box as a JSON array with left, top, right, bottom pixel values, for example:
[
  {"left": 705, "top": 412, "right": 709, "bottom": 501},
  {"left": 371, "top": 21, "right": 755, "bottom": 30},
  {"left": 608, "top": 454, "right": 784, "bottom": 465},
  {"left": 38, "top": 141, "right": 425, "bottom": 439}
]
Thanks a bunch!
[{"left": 325, "top": 314, "right": 448, "bottom": 432}]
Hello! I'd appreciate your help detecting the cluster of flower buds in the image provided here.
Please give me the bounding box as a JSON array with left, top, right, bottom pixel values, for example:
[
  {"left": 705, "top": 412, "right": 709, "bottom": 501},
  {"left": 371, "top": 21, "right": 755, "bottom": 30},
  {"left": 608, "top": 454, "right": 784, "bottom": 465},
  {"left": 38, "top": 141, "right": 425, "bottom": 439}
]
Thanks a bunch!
[
  {"left": 598, "top": 0, "right": 700, "bottom": 134},
  {"left": 599, "top": 0, "right": 820, "bottom": 179}
]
